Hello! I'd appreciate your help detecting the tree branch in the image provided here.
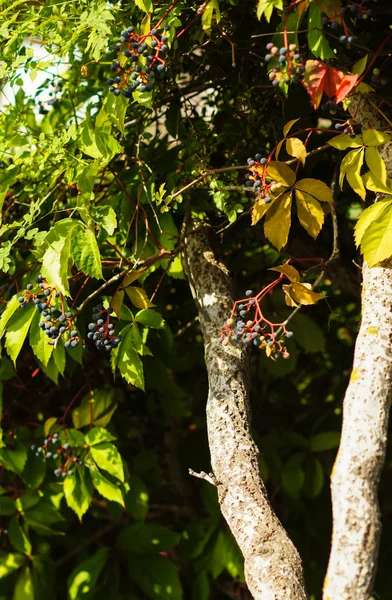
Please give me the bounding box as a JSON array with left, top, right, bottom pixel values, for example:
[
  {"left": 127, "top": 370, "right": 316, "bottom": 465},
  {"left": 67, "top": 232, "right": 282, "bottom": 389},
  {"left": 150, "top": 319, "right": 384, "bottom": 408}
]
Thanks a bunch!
[
  {"left": 183, "top": 220, "right": 308, "bottom": 600},
  {"left": 324, "top": 93, "right": 392, "bottom": 600}
]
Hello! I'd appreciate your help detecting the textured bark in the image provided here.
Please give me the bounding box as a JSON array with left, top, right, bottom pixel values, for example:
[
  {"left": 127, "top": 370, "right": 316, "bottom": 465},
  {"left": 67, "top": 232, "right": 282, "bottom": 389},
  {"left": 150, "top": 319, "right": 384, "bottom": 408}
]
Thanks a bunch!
[
  {"left": 324, "top": 94, "right": 392, "bottom": 600},
  {"left": 183, "top": 222, "right": 308, "bottom": 600}
]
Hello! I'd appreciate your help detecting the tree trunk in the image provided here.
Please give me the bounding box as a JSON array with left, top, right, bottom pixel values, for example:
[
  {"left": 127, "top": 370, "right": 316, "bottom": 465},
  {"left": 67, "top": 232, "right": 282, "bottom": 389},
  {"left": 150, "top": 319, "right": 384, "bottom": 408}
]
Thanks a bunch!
[
  {"left": 183, "top": 221, "right": 308, "bottom": 600},
  {"left": 324, "top": 94, "right": 392, "bottom": 600}
]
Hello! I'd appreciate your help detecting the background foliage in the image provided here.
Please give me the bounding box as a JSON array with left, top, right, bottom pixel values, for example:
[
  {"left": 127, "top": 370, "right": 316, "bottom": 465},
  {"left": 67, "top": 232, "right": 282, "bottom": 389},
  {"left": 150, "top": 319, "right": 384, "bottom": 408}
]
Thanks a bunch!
[{"left": 0, "top": 0, "right": 392, "bottom": 598}]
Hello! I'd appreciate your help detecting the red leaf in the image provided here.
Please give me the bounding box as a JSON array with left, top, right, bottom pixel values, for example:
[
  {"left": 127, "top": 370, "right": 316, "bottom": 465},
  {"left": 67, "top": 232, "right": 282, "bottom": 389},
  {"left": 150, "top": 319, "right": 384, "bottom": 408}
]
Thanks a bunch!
[{"left": 303, "top": 60, "right": 358, "bottom": 109}]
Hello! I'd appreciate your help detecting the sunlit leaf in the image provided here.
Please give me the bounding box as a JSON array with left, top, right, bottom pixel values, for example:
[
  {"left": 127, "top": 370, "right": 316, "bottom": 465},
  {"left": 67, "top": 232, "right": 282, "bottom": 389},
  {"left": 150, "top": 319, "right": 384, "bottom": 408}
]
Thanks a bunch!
[
  {"left": 290, "top": 282, "right": 325, "bottom": 305},
  {"left": 362, "top": 172, "right": 392, "bottom": 194},
  {"left": 328, "top": 133, "right": 362, "bottom": 150},
  {"left": 352, "top": 54, "right": 368, "bottom": 77},
  {"left": 283, "top": 118, "right": 300, "bottom": 137},
  {"left": 295, "top": 188, "right": 324, "bottom": 238},
  {"left": 346, "top": 150, "right": 366, "bottom": 199},
  {"left": 264, "top": 191, "right": 292, "bottom": 250},
  {"left": 125, "top": 286, "right": 154, "bottom": 309},
  {"left": 251, "top": 198, "right": 273, "bottom": 226},
  {"left": 286, "top": 138, "right": 306, "bottom": 165},
  {"left": 295, "top": 178, "right": 333, "bottom": 203},
  {"left": 362, "top": 129, "right": 392, "bottom": 146},
  {"left": 359, "top": 203, "right": 392, "bottom": 266},
  {"left": 269, "top": 264, "right": 300, "bottom": 282},
  {"left": 257, "top": 0, "right": 283, "bottom": 21},
  {"left": 365, "top": 147, "right": 387, "bottom": 185},
  {"left": 266, "top": 162, "right": 296, "bottom": 187}
]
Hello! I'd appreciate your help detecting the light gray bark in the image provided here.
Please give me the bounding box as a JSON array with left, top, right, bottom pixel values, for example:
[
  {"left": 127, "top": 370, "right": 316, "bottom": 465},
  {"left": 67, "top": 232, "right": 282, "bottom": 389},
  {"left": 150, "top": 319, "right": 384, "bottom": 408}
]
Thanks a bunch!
[
  {"left": 183, "top": 222, "right": 308, "bottom": 600},
  {"left": 324, "top": 93, "right": 392, "bottom": 600}
]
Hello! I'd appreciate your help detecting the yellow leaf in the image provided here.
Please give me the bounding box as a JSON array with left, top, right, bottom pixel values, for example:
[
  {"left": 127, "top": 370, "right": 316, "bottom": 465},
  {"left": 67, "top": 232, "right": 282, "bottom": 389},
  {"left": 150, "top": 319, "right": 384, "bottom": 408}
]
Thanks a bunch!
[
  {"left": 346, "top": 150, "right": 366, "bottom": 200},
  {"left": 125, "top": 286, "right": 155, "bottom": 309},
  {"left": 286, "top": 137, "right": 307, "bottom": 165},
  {"left": 282, "top": 284, "right": 299, "bottom": 307},
  {"left": 294, "top": 178, "right": 333, "bottom": 203},
  {"left": 251, "top": 197, "right": 273, "bottom": 226},
  {"left": 269, "top": 264, "right": 300, "bottom": 282},
  {"left": 111, "top": 290, "right": 124, "bottom": 319},
  {"left": 275, "top": 139, "right": 284, "bottom": 160},
  {"left": 352, "top": 54, "right": 368, "bottom": 77},
  {"left": 140, "top": 13, "right": 151, "bottom": 35},
  {"left": 363, "top": 172, "right": 392, "bottom": 194},
  {"left": 266, "top": 161, "right": 296, "bottom": 187},
  {"left": 283, "top": 118, "right": 300, "bottom": 137},
  {"left": 339, "top": 149, "right": 362, "bottom": 188},
  {"left": 362, "top": 129, "right": 392, "bottom": 147},
  {"left": 123, "top": 270, "right": 144, "bottom": 288},
  {"left": 264, "top": 191, "right": 292, "bottom": 250},
  {"left": 365, "top": 147, "right": 387, "bottom": 185},
  {"left": 290, "top": 282, "right": 325, "bottom": 305},
  {"left": 328, "top": 134, "right": 362, "bottom": 150},
  {"left": 354, "top": 200, "right": 392, "bottom": 247},
  {"left": 360, "top": 203, "right": 392, "bottom": 266},
  {"left": 295, "top": 189, "right": 324, "bottom": 239}
]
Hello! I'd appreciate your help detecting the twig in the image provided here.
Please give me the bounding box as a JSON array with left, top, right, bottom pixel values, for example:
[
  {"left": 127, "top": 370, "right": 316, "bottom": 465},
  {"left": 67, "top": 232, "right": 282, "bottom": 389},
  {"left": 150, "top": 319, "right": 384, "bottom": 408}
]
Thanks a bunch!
[{"left": 188, "top": 468, "right": 217, "bottom": 486}]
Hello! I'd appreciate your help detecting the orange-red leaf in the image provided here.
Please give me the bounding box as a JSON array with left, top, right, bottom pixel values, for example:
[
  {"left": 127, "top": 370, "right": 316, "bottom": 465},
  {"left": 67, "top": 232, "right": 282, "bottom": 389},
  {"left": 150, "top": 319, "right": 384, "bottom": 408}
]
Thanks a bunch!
[{"left": 303, "top": 60, "right": 358, "bottom": 109}]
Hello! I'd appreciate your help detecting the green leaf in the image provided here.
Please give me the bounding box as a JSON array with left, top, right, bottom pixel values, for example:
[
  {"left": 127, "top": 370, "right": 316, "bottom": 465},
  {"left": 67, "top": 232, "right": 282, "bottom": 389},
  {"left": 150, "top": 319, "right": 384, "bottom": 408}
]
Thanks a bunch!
[
  {"left": 53, "top": 340, "right": 66, "bottom": 376},
  {"left": 42, "top": 235, "right": 72, "bottom": 297},
  {"left": 0, "top": 496, "right": 17, "bottom": 515},
  {"left": 72, "top": 388, "right": 119, "bottom": 429},
  {"left": 124, "top": 476, "right": 149, "bottom": 522},
  {"left": 202, "top": 0, "right": 221, "bottom": 32},
  {"left": 290, "top": 313, "right": 326, "bottom": 353},
  {"left": 192, "top": 572, "right": 209, "bottom": 600},
  {"left": 8, "top": 516, "right": 32, "bottom": 556},
  {"left": 91, "top": 206, "right": 117, "bottom": 236},
  {"left": 134, "top": 0, "right": 153, "bottom": 13},
  {"left": 354, "top": 200, "right": 392, "bottom": 246},
  {"left": 14, "top": 565, "right": 34, "bottom": 600},
  {"left": 5, "top": 304, "right": 35, "bottom": 365},
  {"left": 117, "top": 523, "right": 180, "bottom": 555},
  {"left": 85, "top": 427, "right": 117, "bottom": 446},
  {"left": 125, "top": 287, "right": 154, "bottom": 309},
  {"left": 303, "top": 456, "right": 324, "bottom": 498},
  {"left": 115, "top": 326, "right": 144, "bottom": 390},
  {"left": 72, "top": 226, "right": 103, "bottom": 280},
  {"left": 90, "top": 468, "right": 124, "bottom": 506},
  {"left": 352, "top": 54, "right": 368, "bottom": 76},
  {"left": 63, "top": 469, "right": 93, "bottom": 521},
  {"left": 78, "top": 160, "right": 101, "bottom": 195},
  {"left": 29, "top": 311, "right": 54, "bottom": 367},
  {"left": 22, "top": 450, "right": 46, "bottom": 489},
  {"left": 0, "top": 552, "right": 25, "bottom": 579},
  {"left": 0, "top": 440, "right": 28, "bottom": 475},
  {"left": 365, "top": 146, "right": 387, "bottom": 185},
  {"left": 360, "top": 203, "right": 392, "bottom": 265},
  {"left": 67, "top": 548, "right": 109, "bottom": 600},
  {"left": 339, "top": 149, "right": 362, "bottom": 187},
  {"left": 90, "top": 442, "right": 124, "bottom": 482},
  {"left": 135, "top": 309, "right": 164, "bottom": 329},
  {"left": 257, "top": 0, "right": 283, "bottom": 22},
  {"left": 310, "top": 431, "right": 340, "bottom": 451},
  {"left": 307, "top": 4, "right": 335, "bottom": 59},
  {"left": 281, "top": 452, "right": 305, "bottom": 497},
  {"left": 128, "top": 555, "right": 183, "bottom": 600},
  {"left": 264, "top": 191, "right": 292, "bottom": 250},
  {"left": 106, "top": 88, "right": 128, "bottom": 135},
  {"left": 0, "top": 295, "right": 20, "bottom": 337}
]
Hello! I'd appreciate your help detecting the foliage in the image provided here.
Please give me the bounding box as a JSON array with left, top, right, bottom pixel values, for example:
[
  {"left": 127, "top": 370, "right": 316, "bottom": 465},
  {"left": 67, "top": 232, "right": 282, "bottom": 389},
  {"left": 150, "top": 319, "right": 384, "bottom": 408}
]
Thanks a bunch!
[{"left": 0, "top": 0, "right": 391, "bottom": 598}]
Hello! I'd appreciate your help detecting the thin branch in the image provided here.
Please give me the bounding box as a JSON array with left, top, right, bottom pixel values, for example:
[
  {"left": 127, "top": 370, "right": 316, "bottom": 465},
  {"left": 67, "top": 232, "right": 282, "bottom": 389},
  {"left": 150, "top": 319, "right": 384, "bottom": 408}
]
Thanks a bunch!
[{"left": 188, "top": 468, "right": 217, "bottom": 486}]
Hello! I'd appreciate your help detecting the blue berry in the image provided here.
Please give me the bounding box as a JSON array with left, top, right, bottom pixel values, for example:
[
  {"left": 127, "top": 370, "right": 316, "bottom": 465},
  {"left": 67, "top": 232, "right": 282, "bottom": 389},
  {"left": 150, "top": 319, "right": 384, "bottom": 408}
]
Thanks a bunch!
[
  {"left": 160, "top": 44, "right": 168, "bottom": 53},
  {"left": 64, "top": 341, "right": 70, "bottom": 348},
  {"left": 66, "top": 312, "right": 72, "bottom": 318},
  {"left": 264, "top": 196, "right": 272, "bottom": 204},
  {"left": 255, "top": 153, "right": 262, "bottom": 161},
  {"left": 123, "top": 50, "right": 132, "bottom": 57},
  {"left": 71, "top": 340, "right": 78, "bottom": 347},
  {"left": 59, "top": 327, "right": 65, "bottom": 334},
  {"left": 127, "top": 26, "right": 134, "bottom": 33},
  {"left": 157, "top": 64, "right": 165, "bottom": 73},
  {"left": 285, "top": 331, "right": 294, "bottom": 338},
  {"left": 245, "top": 290, "right": 253, "bottom": 297},
  {"left": 113, "top": 89, "right": 121, "bottom": 96},
  {"left": 331, "top": 21, "right": 339, "bottom": 30},
  {"left": 113, "top": 45, "right": 120, "bottom": 52},
  {"left": 113, "top": 76, "right": 121, "bottom": 83},
  {"left": 339, "top": 35, "right": 347, "bottom": 43},
  {"left": 18, "top": 297, "right": 24, "bottom": 303},
  {"left": 26, "top": 284, "right": 33, "bottom": 290},
  {"left": 265, "top": 54, "right": 272, "bottom": 62},
  {"left": 321, "top": 16, "right": 329, "bottom": 25},
  {"left": 150, "top": 40, "right": 157, "bottom": 48},
  {"left": 260, "top": 158, "right": 267, "bottom": 165}
]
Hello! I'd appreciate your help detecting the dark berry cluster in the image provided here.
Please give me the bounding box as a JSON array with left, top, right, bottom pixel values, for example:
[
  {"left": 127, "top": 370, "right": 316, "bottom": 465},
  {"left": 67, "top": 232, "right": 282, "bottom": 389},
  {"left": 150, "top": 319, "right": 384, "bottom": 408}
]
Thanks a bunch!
[
  {"left": 264, "top": 43, "right": 305, "bottom": 86},
  {"left": 31, "top": 432, "right": 82, "bottom": 478},
  {"left": 245, "top": 153, "right": 284, "bottom": 205},
  {"left": 218, "top": 289, "right": 292, "bottom": 360},
  {"left": 107, "top": 25, "right": 169, "bottom": 97},
  {"left": 18, "top": 274, "right": 82, "bottom": 348},
  {"left": 334, "top": 121, "right": 362, "bottom": 137},
  {"left": 86, "top": 304, "right": 121, "bottom": 351}
]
